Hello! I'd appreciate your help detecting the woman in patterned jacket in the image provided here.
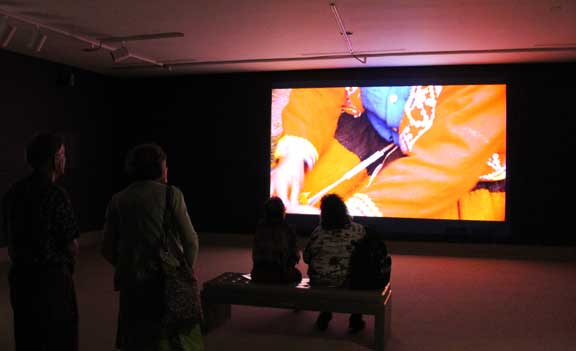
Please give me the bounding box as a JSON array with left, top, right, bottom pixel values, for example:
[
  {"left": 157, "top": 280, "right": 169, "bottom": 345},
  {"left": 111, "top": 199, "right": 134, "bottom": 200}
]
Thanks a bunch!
[{"left": 303, "top": 194, "right": 366, "bottom": 333}]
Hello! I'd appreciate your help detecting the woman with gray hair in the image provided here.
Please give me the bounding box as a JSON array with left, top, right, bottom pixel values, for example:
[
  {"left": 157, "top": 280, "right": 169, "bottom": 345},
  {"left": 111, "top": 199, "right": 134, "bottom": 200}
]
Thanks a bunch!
[
  {"left": 101, "top": 143, "right": 203, "bottom": 351},
  {"left": 303, "top": 193, "right": 366, "bottom": 333}
]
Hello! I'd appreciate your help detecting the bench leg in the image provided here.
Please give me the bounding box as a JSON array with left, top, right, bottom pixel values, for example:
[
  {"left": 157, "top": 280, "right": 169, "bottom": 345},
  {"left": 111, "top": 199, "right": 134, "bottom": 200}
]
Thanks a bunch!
[
  {"left": 374, "top": 310, "right": 385, "bottom": 351},
  {"left": 374, "top": 293, "right": 393, "bottom": 351},
  {"left": 385, "top": 294, "right": 392, "bottom": 343}
]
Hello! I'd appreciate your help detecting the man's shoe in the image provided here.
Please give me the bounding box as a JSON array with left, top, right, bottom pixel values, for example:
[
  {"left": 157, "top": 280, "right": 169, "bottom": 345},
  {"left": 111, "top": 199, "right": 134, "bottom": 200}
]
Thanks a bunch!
[{"left": 315, "top": 312, "right": 332, "bottom": 331}]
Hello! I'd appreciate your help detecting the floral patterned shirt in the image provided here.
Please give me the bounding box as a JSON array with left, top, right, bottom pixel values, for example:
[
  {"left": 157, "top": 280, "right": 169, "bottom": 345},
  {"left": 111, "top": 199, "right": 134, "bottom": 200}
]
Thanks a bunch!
[
  {"left": 2, "top": 173, "right": 79, "bottom": 266},
  {"left": 303, "top": 221, "right": 366, "bottom": 287}
]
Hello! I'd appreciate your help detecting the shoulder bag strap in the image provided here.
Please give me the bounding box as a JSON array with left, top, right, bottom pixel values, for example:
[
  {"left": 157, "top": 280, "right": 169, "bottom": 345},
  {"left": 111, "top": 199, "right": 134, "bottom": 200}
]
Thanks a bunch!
[
  {"left": 162, "top": 186, "right": 191, "bottom": 269},
  {"left": 161, "top": 184, "right": 173, "bottom": 252}
]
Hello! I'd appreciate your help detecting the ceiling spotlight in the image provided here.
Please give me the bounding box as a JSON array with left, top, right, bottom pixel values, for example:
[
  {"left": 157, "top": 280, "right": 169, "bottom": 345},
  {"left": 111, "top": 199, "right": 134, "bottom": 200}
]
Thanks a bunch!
[
  {"left": 0, "top": 21, "right": 16, "bottom": 48},
  {"left": 110, "top": 43, "right": 130, "bottom": 63},
  {"left": 28, "top": 26, "right": 47, "bottom": 52}
]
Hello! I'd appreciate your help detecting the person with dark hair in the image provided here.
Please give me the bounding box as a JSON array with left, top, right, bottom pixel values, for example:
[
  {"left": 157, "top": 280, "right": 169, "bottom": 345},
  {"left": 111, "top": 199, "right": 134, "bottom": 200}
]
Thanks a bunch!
[
  {"left": 100, "top": 143, "right": 203, "bottom": 351},
  {"left": 124, "top": 143, "right": 169, "bottom": 182},
  {"left": 303, "top": 193, "right": 366, "bottom": 333},
  {"left": 251, "top": 196, "right": 302, "bottom": 284},
  {"left": 1, "top": 132, "right": 79, "bottom": 351}
]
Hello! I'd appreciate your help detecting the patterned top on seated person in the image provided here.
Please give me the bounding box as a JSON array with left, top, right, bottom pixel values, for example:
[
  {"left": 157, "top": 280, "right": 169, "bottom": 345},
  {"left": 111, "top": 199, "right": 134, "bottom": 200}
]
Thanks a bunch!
[{"left": 303, "top": 194, "right": 366, "bottom": 287}]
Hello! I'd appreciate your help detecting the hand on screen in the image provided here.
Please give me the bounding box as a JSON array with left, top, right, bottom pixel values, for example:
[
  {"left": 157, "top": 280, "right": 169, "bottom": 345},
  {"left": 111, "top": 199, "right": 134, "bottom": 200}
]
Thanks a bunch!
[{"left": 270, "top": 153, "right": 306, "bottom": 206}]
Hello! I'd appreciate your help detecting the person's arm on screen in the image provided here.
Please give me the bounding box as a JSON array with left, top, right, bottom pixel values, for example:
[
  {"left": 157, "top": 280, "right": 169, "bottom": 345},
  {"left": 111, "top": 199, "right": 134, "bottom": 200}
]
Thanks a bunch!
[
  {"left": 271, "top": 88, "right": 347, "bottom": 205},
  {"left": 345, "top": 85, "right": 506, "bottom": 218},
  {"left": 173, "top": 187, "right": 199, "bottom": 268}
]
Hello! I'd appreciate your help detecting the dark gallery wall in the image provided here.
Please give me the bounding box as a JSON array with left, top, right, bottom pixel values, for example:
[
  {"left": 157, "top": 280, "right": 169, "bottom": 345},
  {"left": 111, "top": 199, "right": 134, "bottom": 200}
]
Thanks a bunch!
[
  {"left": 75, "top": 73, "right": 272, "bottom": 236},
  {"left": 1, "top": 49, "right": 575, "bottom": 245},
  {"left": 110, "top": 64, "right": 576, "bottom": 245},
  {"left": 0, "top": 50, "right": 117, "bottom": 243}
]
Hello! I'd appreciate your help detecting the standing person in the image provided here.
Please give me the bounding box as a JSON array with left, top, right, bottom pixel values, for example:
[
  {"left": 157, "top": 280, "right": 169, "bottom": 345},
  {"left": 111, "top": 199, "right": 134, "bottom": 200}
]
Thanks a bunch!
[
  {"left": 100, "top": 143, "right": 203, "bottom": 351},
  {"left": 303, "top": 193, "right": 366, "bottom": 333},
  {"left": 1, "top": 133, "right": 80, "bottom": 351},
  {"left": 251, "top": 196, "right": 302, "bottom": 284}
]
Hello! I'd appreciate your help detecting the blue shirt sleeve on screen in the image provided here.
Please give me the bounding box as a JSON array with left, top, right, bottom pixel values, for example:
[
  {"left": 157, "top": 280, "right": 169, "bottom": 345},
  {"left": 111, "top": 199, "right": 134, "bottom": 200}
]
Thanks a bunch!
[{"left": 361, "top": 86, "right": 412, "bottom": 144}]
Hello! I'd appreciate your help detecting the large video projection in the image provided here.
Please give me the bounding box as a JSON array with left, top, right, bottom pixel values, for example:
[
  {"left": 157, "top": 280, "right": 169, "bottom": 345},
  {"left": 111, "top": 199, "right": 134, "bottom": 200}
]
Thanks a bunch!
[{"left": 270, "top": 84, "right": 508, "bottom": 239}]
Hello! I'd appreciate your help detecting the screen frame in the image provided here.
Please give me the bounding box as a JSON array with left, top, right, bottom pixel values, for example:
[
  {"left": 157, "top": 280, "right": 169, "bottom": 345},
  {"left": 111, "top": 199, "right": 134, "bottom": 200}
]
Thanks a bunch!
[{"left": 268, "top": 75, "right": 512, "bottom": 243}]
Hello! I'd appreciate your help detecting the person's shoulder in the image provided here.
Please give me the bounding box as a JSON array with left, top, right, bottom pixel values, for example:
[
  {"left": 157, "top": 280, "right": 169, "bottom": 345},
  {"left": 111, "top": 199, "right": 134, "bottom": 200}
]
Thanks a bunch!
[
  {"left": 310, "top": 225, "right": 325, "bottom": 237},
  {"left": 107, "top": 190, "right": 121, "bottom": 205},
  {"left": 50, "top": 183, "right": 71, "bottom": 202},
  {"left": 168, "top": 184, "right": 185, "bottom": 198},
  {"left": 167, "top": 184, "right": 190, "bottom": 210},
  {"left": 350, "top": 221, "right": 367, "bottom": 234},
  {"left": 107, "top": 184, "right": 136, "bottom": 208}
]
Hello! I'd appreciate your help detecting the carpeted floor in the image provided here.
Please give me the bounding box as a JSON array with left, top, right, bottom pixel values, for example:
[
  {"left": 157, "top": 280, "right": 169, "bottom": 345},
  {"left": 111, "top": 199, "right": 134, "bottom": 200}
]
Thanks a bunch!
[{"left": 1, "top": 234, "right": 575, "bottom": 351}]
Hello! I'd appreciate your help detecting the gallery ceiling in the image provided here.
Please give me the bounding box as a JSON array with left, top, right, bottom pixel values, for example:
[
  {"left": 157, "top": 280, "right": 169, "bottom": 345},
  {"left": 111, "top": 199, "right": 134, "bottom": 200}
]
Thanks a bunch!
[{"left": 0, "top": 0, "right": 575, "bottom": 76}]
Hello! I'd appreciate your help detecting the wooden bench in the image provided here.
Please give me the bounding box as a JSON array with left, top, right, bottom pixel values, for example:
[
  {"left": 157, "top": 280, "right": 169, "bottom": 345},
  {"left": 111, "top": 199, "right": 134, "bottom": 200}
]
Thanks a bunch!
[{"left": 201, "top": 272, "right": 392, "bottom": 351}]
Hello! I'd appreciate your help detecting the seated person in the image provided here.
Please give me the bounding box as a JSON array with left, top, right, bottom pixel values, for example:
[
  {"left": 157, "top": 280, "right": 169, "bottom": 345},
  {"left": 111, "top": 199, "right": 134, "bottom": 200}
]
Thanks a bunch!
[
  {"left": 303, "top": 193, "right": 366, "bottom": 333},
  {"left": 251, "top": 197, "right": 302, "bottom": 284},
  {"left": 348, "top": 226, "right": 391, "bottom": 290}
]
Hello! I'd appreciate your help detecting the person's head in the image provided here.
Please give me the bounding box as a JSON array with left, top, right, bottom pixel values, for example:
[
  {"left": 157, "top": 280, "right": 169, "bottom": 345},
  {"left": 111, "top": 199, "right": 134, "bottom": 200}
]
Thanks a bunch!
[
  {"left": 320, "top": 193, "right": 351, "bottom": 230},
  {"left": 262, "top": 196, "right": 286, "bottom": 225},
  {"left": 26, "top": 133, "right": 66, "bottom": 180},
  {"left": 124, "top": 143, "right": 167, "bottom": 182}
]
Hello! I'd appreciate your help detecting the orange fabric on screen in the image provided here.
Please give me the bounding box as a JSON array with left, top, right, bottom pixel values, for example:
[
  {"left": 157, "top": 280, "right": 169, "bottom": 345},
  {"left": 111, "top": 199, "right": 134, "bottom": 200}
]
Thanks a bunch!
[
  {"left": 300, "top": 138, "right": 366, "bottom": 204},
  {"left": 281, "top": 88, "right": 347, "bottom": 156},
  {"left": 356, "top": 85, "right": 506, "bottom": 219},
  {"left": 275, "top": 85, "right": 506, "bottom": 220}
]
